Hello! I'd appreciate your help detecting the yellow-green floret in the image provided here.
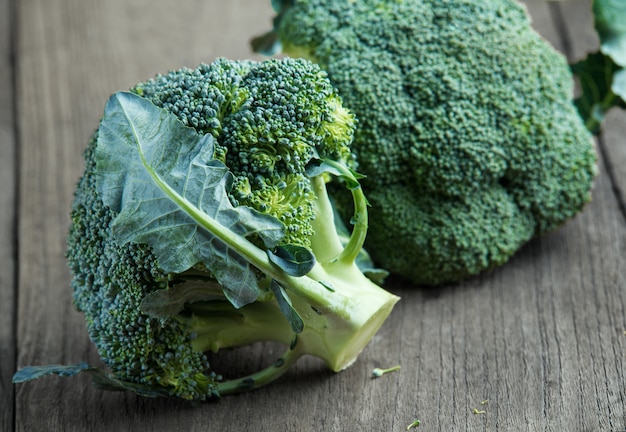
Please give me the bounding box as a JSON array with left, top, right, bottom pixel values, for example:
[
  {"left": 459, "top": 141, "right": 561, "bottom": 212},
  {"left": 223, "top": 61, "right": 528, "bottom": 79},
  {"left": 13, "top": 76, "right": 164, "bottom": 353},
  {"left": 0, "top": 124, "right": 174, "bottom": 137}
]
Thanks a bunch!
[{"left": 257, "top": 0, "right": 598, "bottom": 285}]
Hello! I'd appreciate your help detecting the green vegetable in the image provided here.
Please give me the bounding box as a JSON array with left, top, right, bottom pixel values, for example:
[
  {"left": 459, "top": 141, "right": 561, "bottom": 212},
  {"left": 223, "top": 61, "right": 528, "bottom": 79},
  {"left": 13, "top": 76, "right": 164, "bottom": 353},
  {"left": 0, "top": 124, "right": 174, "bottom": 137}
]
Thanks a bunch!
[
  {"left": 254, "top": 0, "right": 597, "bottom": 285},
  {"left": 571, "top": 0, "right": 626, "bottom": 134},
  {"left": 12, "top": 58, "right": 399, "bottom": 400}
]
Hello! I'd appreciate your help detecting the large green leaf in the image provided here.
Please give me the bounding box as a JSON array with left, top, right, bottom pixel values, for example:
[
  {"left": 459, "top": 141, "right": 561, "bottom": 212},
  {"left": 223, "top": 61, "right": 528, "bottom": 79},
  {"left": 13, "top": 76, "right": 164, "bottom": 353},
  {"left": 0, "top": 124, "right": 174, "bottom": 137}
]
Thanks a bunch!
[{"left": 95, "top": 92, "right": 285, "bottom": 308}]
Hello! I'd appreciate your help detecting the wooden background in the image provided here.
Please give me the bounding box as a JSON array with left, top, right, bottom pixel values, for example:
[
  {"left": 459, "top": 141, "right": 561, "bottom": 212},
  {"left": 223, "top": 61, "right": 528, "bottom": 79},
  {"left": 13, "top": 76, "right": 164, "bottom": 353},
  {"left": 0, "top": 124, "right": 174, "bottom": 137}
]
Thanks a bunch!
[{"left": 2, "top": 0, "right": 625, "bottom": 430}]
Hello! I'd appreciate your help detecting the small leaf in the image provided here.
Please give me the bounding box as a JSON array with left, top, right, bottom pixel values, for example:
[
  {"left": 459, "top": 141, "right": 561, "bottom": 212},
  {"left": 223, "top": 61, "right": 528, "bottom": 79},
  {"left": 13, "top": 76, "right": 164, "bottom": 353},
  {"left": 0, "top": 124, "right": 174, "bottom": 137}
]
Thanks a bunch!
[
  {"left": 13, "top": 363, "right": 178, "bottom": 398},
  {"left": 267, "top": 245, "right": 316, "bottom": 277},
  {"left": 612, "top": 69, "right": 626, "bottom": 101},
  {"left": 271, "top": 0, "right": 293, "bottom": 13},
  {"left": 251, "top": 31, "right": 281, "bottom": 56},
  {"left": 305, "top": 158, "right": 365, "bottom": 190},
  {"left": 305, "top": 159, "right": 340, "bottom": 178},
  {"left": 141, "top": 279, "right": 224, "bottom": 319},
  {"left": 318, "top": 280, "right": 336, "bottom": 292},
  {"left": 13, "top": 363, "right": 92, "bottom": 383},
  {"left": 252, "top": 0, "right": 293, "bottom": 55},
  {"left": 571, "top": 52, "right": 625, "bottom": 134},
  {"left": 270, "top": 280, "right": 304, "bottom": 333},
  {"left": 593, "top": 0, "right": 626, "bottom": 67}
]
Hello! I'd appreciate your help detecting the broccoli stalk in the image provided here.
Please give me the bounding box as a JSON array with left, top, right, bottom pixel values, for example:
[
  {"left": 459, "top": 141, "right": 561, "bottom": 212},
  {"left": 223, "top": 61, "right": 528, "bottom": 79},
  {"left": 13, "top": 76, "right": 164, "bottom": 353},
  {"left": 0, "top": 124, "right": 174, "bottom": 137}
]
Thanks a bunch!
[{"left": 147, "top": 146, "right": 397, "bottom": 392}]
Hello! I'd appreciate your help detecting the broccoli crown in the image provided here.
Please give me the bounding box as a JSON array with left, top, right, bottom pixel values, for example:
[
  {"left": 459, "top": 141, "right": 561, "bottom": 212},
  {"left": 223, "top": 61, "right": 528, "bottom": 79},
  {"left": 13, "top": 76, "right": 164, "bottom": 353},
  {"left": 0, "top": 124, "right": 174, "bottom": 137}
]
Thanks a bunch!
[
  {"left": 66, "top": 58, "right": 363, "bottom": 399},
  {"left": 266, "top": 0, "right": 597, "bottom": 284},
  {"left": 134, "top": 58, "right": 355, "bottom": 248}
]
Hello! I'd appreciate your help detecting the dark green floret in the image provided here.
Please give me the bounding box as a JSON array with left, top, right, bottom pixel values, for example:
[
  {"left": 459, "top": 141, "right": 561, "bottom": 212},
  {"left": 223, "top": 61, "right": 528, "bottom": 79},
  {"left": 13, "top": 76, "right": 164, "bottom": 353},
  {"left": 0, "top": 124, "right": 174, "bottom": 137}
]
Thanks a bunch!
[{"left": 256, "top": 0, "right": 597, "bottom": 285}]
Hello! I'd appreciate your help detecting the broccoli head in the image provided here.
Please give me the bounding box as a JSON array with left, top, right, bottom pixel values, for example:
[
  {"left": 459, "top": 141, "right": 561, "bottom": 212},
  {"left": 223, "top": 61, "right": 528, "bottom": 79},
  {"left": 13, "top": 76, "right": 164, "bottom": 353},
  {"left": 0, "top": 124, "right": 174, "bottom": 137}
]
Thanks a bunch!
[
  {"left": 13, "top": 58, "right": 399, "bottom": 400},
  {"left": 254, "top": 0, "right": 597, "bottom": 285}
]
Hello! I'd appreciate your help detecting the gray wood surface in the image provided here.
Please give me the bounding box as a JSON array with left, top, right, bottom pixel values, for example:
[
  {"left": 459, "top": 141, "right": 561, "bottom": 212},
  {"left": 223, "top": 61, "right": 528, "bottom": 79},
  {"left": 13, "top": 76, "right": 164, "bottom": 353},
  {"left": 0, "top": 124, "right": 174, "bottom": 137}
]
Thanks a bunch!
[
  {"left": 4, "top": 0, "right": 625, "bottom": 431},
  {"left": 0, "top": 0, "right": 16, "bottom": 430}
]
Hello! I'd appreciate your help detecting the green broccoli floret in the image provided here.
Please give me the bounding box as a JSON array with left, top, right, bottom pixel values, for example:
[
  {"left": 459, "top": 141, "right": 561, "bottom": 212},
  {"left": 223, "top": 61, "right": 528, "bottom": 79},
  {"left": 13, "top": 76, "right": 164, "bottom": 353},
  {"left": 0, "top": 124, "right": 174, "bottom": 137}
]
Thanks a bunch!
[
  {"left": 254, "top": 0, "right": 598, "bottom": 285},
  {"left": 134, "top": 59, "right": 354, "bottom": 248},
  {"left": 13, "top": 58, "right": 399, "bottom": 400}
]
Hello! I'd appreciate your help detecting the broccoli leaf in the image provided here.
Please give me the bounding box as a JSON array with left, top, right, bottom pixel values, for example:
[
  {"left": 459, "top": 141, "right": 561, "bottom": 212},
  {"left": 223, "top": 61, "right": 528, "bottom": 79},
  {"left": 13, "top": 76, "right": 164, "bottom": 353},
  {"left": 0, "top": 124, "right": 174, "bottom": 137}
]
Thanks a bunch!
[
  {"left": 95, "top": 91, "right": 286, "bottom": 308},
  {"left": 251, "top": 31, "right": 281, "bottom": 56},
  {"left": 251, "top": 0, "right": 293, "bottom": 55},
  {"left": 267, "top": 245, "right": 316, "bottom": 277},
  {"left": 306, "top": 159, "right": 365, "bottom": 190},
  {"left": 12, "top": 363, "right": 175, "bottom": 398},
  {"left": 270, "top": 280, "right": 304, "bottom": 333},
  {"left": 572, "top": 52, "right": 626, "bottom": 134},
  {"left": 271, "top": 0, "right": 293, "bottom": 13},
  {"left": 12, "top": 363, "right": 92, "bottom": 382},
  {"left": 613, "top": 69, "right": 626, "bottom": 100},
  {"left": 141, "top": 280, "right": 225, "bottom": 319},
  {"left": 570, "top": 0, "right": 626, "bottom": 134},
  {"left": 593, "top": 0, "right": 626, "bottom": 67}
]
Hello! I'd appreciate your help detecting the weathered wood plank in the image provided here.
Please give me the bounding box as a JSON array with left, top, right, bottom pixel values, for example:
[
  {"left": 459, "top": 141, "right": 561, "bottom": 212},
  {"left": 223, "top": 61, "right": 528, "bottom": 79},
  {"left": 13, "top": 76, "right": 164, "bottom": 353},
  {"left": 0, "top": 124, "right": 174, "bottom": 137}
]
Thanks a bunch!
[
  {"left": 524, "top": 0, "right": 564, "bottom": 50},
  {"left": 600, "top": 110, "right": 626, "bottom": 219},
  {"left": 0, "top": 0, "right": 16, "bottom": 430},
  {"left": 13, "top": 0, "right": 626, "bottom": 431},
  {"left": 14, "top": 1, "right": 107, "bottom": 429}
]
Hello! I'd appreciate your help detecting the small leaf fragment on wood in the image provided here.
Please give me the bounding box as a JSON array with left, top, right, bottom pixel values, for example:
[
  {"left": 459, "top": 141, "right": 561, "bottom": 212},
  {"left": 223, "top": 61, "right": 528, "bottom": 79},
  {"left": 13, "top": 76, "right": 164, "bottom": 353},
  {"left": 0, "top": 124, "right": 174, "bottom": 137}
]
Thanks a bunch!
[
  {"left": 406, "top": 419, "right": 420, "bottom": 429},
  {"left": 372, "top": 365, "right": 401, "bottom": 378}
]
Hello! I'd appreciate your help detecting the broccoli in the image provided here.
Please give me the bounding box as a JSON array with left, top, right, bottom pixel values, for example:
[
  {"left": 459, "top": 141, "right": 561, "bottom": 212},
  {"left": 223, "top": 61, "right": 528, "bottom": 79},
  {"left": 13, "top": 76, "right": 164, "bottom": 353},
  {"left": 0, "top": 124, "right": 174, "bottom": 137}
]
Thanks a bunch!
[
  {"left": 253, "top": 0, "right": 598, "bottom": 285},
  {"left": 12, "top": 58, "right": 399, "bottom": 400}
]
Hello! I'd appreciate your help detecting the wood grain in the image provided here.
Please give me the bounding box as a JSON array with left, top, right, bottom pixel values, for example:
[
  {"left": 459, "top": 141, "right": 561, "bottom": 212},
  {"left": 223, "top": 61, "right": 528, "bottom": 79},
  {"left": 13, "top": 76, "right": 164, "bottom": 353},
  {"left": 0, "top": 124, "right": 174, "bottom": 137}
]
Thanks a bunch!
[
  {"left": 10, "top": 0, "right": 626, "bottom": 431},
  {"left": 0, "top": 0, "right": 16, "bottom": 430}
]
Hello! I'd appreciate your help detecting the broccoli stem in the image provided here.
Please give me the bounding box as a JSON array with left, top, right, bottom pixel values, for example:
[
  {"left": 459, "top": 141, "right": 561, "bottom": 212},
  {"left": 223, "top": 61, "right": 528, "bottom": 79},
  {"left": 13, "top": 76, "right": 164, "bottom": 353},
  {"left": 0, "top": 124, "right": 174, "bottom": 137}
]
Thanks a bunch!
[
  {"left": 337, "top": 184, "right": 368, "bottom": 264},
  {"left": 184, "top": 261, "right": 398, "bottom": 372},
  {"left": 308, "top": 162, "right": 368, "bottom": 266},
  {"left": 145, "top": 154, "right": 398, "bottom": 373},
  {"left": 320, "top": 159, "right": 369, "bottom": 265},
  {"left": 309, "top": 175, "right": 345, "bottom": 264},
  {"left": 183, "top": 299, "right": 294, "bottom": 353},
  {"left": 293, "top": 263, "right": 398, "bottom": 371},
  {"left": 216, "top": 337, "right": 305, "bottom": 396},
  {"left": 584, "top": 89, "right": 619, "bottom": 133}
]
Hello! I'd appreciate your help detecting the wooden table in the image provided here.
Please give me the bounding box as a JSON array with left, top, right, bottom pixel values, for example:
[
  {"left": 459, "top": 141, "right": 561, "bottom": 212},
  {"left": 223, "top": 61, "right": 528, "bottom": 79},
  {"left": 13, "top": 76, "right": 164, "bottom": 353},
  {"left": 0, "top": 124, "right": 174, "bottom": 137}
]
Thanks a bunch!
[{"left": 2, "top": 0, "right": 625, "bottom": 430}]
